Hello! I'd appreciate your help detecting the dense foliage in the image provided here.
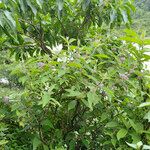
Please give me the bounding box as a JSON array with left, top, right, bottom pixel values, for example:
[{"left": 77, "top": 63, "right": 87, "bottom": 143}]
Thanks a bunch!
[
  {"left": 133, "top": 0, "right": 150, "bottom": 36},
  {"left": 0, "top": 0, "right": 134, "bottom": 59},
  {"left": 0, "top": 0, "right": 150, "bottom": 150}
]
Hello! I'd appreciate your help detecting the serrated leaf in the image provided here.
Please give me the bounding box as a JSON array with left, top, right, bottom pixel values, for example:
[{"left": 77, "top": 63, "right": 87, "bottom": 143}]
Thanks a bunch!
[{"left": 117, "top": 129, "right": 127, "bottom": 140}]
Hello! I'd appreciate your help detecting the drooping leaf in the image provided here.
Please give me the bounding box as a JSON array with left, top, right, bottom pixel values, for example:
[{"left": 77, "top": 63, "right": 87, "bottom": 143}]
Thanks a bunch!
[
  {"left": 126, "top": 142, "right": 137, "bottom": 149},
  {"left": 26, "top": 0, "right": 37, "bottom": 15},
  {"left": 4, "top": 10, "right": 16, "bottom": 27}
]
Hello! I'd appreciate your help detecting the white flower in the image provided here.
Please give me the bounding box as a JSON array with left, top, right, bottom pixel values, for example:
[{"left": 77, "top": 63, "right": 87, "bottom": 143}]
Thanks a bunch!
[
  {"left": 85, "top": 132, "right": 91, "bottom": 136},
  {"left": 74, "top": 131, "right": 79, "bottom": 135},
  {"left": 0, "top": 78, "right": 9, "bottom": 85},
  {"left": 52, "top": 44, "right": 63, "bottom": 54}
]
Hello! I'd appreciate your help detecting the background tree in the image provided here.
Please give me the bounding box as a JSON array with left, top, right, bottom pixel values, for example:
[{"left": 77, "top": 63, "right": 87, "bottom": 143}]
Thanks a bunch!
[{"left": 0, "top": 0, "right": 134, "bottom": 59}]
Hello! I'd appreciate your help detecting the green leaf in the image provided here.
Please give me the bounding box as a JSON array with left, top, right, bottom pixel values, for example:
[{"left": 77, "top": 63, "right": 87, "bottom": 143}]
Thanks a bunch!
[
  {"left": 143, "top": 145, "right": 150, "bottom": 150},
  {"left": 138, "top": 102, "right": 150, "bottom": 108},
  {"left": 111, "top": 138, "right": 117, "bottom": 147},
  {"left": 120, "top": 9, "right": 128, "bottom": 23},
  {"left": 50, "top": 98, "right": 61, "bottom": 107},
  {"left": 82, "top": 139, "right": 89, "bottom": 148},
  {"left": 42, "top": 119, "right": 54, "bottom": 129},
  {"left": 66, "top": 87, "right": 84, "bottom": 98},
  {"left": 0, "top": 140, "right": 8, "bottom": 146},
  {"left": 130, "top": 132, "right": 141, "bottom": 144},
  {"left": 117, "top": 129, "right": 127, "bottom": 140},
  {"left": 68, "top": 62, "right": 82, "bottom": 68},
  {"left": 68, "top": 100, "right": 77, "bottom": 111},
  {"left": 18, "top": 0, "right": 26, "bottom": 13},
  {"left": 144, "top": 111, "right": 150, "bottom": 122},
  {"left": 43, "top": 144, "right": 49, "bottom": 150},
  {"left": 100, "top": 112, "right": 108, "bottom": 122},
  {"left": 82, "top": 0, "right": 90, "bottom": 11},
  {"left": 129, "top": 119, "right": 143, "bottom": 133},
  {"left": 56, "top": 0, "right": 64, "bottom": 11},
  {"left": 69, "top": 140, "right": 75, "bottom": 150},
  {"left": 4, "top": 10, "right": 16, "bottom": 27},
  {"left": 26, "top": 0, "right": 37, "bottom": 15},
  {"left": 110, "top": 9, "right": 117, "bottom": 23},
  {"left": 19, "top": 76, "right": 27, "bottom": 84},
  {"left": 105, "top": 121, "right": 119, "bottom": 128},
  {"left": 41, "top": 92, "right": 51, "bottom": 107},
  {"left": 94, "top": 54, "right": 109, "bottom": 59},
  {"left": 87, "top": 92, "right": 100, "bottom": 111},
  {"left": 126, "top": 142, "right": 137, "bottom": 149},
  {"left": 0, "top": 13, "right": 4, "bottom": 27},
  {"left": 33, "top": 137, "right": 41, "bottom": 150},
  {"left": 36, "top": 0, "right": 43, "bottom": 9}
]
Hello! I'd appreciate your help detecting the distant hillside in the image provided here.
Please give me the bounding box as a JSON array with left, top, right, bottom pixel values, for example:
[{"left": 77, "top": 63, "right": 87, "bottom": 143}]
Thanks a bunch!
[{"left": 133, "top": 0, "right": 150, "bottom": 36}]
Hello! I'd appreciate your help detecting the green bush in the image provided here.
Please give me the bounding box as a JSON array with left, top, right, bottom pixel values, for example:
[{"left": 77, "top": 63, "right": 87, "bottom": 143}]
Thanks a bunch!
[
  {"left": 0, "top": 1, "right": 150, "bottom": 149},
  {"left": 1, "top": 31, "right": 150, "bottom": 149}
]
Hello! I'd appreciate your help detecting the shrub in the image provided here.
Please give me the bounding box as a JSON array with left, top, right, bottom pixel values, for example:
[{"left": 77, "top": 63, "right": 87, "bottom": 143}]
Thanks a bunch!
[{"left": 1, "top": 32, "right": 149, "bottom": 149}]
